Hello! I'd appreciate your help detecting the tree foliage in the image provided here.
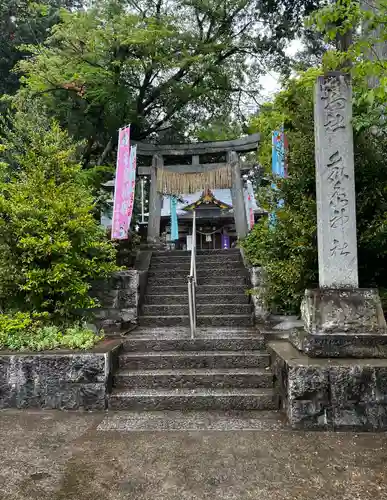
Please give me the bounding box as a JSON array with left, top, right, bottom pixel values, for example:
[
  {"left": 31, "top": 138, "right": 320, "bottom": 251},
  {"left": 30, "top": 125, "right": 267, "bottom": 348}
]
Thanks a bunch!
[
  {"left": 242, "top": 69, "right": 387, "bottom": 313},
  {"left": 9, "top": 0, "right": 325, "bottom": 166},
  {"left": 0, "top": 0, "right": 82, "bottom": 97},
  {"left": 0, "top": 112, "right": 118, "bottom": 319},
  {"left": 309, "top": 0, "right": 387, "bottom": 133}
]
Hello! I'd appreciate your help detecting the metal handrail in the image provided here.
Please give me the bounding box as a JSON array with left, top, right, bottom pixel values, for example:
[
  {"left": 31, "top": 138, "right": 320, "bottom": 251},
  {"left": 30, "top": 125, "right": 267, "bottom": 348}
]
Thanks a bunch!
[{"left": 188, "top": 210, "right": 197, "bottom": 338}]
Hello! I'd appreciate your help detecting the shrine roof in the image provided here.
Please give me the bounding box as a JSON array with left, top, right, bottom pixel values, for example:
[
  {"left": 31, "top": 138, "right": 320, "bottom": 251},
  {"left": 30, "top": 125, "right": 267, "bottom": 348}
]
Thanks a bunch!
[
  {"left": 160, "top": 185, "right": 264, "bottom": 217},
  {"left": 182, "top": 189, "right": 232, "bottom": 211}
]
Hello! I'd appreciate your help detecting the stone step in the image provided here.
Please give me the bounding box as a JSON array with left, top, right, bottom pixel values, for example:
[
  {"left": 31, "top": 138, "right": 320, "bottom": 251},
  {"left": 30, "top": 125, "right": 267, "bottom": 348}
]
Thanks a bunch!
[
  {"left": 122, "top": 335, "right": 265, "bottom": 352},
  {"left": 108, "top": 388, "right": 277, "bottom": 411},
  {"left": 114, "top": 368, "right": 273, "bottom": 389},
  {"left": 142, "top": 304, "right": 252, "bottom": 316},
  {"left": 144, "top": 294, "right": 250, "bottom": 305},
  {"left": 148, "top": 269, "right": 246, "bottom": 279},
  {"left": 138, "top": 315, "right": 253, "bottom": 327},
  {"left": 151, "top": 255, "right": 243, "bottom": 265},
  {"left": 119, "top": 350, "right": 269, "bottom": 370},
  {"left": 96, "top": 410, "right": 284, "bottom": 432},
  {"left": 150, "top": 260, "right": 243, "bottom": 270},
  {"left": 147, "top": 276, "right": 247, "bottom": 287},
  {"left": 145, "top": 285, "right": 248, "bottom": 295},
  {"left": 154, "top": 249, "right": 240, "bottom": 257}
]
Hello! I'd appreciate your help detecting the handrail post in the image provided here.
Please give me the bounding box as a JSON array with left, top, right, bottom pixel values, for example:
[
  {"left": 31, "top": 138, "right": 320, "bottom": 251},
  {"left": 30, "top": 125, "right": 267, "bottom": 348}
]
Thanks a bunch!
[
  {"left": 187, "top": 276, "right": 195, "bottom": 339},
  {"left": 191, "top": 209, "right": 196, "bottom": 284},
  {"left": 192, "top": 278, "right": 196, "bottom": 333},
  {"left": 188, "top": 209, "right": 197, "bottom": 339}
]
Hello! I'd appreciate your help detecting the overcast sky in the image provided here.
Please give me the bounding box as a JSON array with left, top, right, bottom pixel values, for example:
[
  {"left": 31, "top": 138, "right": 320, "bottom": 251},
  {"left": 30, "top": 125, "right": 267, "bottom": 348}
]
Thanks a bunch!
[{"left": 259, "top": 39, "right": 304, "bottom": 99}]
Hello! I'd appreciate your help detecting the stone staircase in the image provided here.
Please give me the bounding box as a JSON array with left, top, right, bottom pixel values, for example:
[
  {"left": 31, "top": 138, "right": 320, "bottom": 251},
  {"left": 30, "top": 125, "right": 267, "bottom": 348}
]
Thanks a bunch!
[
  {"left": 109, "top": 327, "right": 276, "bottom": 410},
  {"left": 139, "top": 248, "right": 253, "bottom": 327},
  {"left": 108, "top": 250, "right": 277, "bottom": 412}
]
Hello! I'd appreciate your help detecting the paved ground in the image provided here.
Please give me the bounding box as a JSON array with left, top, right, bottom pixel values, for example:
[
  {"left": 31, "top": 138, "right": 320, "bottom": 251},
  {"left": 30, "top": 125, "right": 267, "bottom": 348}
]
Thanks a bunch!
[{"left": 1, "top": 409, "right": 387, "bottom": 500}]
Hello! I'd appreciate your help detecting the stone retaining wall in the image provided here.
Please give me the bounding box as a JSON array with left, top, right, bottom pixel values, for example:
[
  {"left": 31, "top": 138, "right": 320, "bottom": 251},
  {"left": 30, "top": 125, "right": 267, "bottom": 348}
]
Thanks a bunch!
[
  {"left": 249, "top": 266, "right": 271, "bottom": 321},
  {"left": 0, "top": 340, "right": 121, "bottom": 410},
  {"left": 89, "top": 270, "right": 140, "bottom": 334},
  {"left": 239, "top": 248, "right": 270, "bottom": 321},
  {"left": 270, "top": 340, "right": 387, "bottom": 430},
  {"left": 87, "top": 252, "right": 153, "bottom": 335}
]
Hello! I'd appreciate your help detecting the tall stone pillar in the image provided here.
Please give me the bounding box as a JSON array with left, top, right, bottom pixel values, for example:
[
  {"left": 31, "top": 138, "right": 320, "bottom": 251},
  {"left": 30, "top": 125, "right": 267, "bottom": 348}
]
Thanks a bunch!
[
  {"left": 228, "top": 150, "right": 248, "bottom": 239},
  {"left": 147, "top": 154, "right": 163, "bottom": 244},
  {"left": 314, "top": 72, "right": 358, "bottom": 288},
  {"left": 290, "top": 72, "right": 387, "bottom": 357}
]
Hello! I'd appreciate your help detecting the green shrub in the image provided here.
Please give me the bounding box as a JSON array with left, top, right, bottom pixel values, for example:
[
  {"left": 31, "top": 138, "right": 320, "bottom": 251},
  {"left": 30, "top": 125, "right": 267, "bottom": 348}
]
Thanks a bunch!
[
  {"left": 0, "top": 312, "right": 102, "bottom": 351},
  {"left": 242, "top": 208, "right": 318, "bottom": 314},
  {"left": 0, "top": 114, "right": 119, "bottom": 319},
  {"left": 243, "top": 69, "right": 387, "bottom": 314}
]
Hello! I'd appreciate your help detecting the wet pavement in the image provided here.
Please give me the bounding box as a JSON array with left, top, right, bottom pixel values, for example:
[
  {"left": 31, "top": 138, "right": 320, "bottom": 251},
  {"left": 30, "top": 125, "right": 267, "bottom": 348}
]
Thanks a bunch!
[{"left": 1, "top": 409, "right": 387, "bottom": 499}]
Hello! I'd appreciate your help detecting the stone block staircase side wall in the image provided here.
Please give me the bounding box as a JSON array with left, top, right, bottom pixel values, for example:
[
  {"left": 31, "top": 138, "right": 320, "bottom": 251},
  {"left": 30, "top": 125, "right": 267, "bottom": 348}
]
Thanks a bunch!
[
  {"left": 139, "top": 249, "right": 254, "bottom": 327},
  {"left": 0, "top": 340, "right": 122, "bottom": 411},
  {"left": 239, "top": 248, "right": 271, "bottom": 322},
  {"left": 88, "top": 270, "right": 140, "bottom": 334}
]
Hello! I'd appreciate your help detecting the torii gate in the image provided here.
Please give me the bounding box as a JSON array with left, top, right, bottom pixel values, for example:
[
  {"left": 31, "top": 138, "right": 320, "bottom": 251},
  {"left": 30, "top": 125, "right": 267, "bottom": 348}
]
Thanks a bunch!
[{"left": 132, "top": 133, "right": 260, "bottom": 244}]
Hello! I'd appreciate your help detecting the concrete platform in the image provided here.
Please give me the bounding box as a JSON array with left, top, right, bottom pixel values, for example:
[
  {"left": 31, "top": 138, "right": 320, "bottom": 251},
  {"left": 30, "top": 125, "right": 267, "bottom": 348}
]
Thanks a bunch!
[{"left": 1, "top": 409, "right": 387, "bottom": 499}]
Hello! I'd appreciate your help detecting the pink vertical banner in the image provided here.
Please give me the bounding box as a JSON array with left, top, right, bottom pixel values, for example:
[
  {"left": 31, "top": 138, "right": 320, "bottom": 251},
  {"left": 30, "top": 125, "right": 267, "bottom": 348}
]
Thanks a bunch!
[
  {"left": 111, "top": 126, "right": 130, "bottom": 239},
  {"left": 126, "top": 144, "right": 137, "bottom": 226}
]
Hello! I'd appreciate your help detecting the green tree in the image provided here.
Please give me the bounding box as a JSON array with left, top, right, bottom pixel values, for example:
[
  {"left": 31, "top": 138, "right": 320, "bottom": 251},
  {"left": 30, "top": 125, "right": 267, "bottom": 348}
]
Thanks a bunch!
[
  {"left": 0, "top": 111, "right": 118, "bottom": 319},
  {"left": 0, "top": 0, "right": 83, "bottom": 97},
  {"left": 309, "top": 0, "right": 387, "bottom": 133},
  {"left": 242, "top": 69, "right": 387, "bottom": 313},
  {"left": 11, "top": 0, "right": 326, "bottom": 167}
]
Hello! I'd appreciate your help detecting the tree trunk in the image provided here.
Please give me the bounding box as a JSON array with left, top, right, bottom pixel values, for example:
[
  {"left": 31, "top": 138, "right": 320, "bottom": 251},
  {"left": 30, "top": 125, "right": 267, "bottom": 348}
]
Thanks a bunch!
[
  {"left": 361, "top": 0, "right": 387, "bottom": 88},
  {"left": 97, "top": 137, "right": 113, "bottom": 166}
]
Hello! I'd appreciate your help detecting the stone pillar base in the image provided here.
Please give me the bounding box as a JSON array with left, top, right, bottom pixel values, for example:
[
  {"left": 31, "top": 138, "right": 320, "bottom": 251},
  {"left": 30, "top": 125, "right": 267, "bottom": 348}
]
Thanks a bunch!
[
  {"left": 290, "top": 288, "right": 387, "bottom": 357},
  {"left": 142, "top": 237, "right": 168, "bottom": 250},
  {"left": 289, "top": 328, "right": 387, "bottom": 358}
]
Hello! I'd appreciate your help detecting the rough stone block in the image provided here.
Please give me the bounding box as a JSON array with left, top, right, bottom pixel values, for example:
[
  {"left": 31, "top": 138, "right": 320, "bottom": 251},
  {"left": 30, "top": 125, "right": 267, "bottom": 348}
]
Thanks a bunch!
[
  {"left": 0, "top": 342, "right": 121, "bottom": 411},
  {"left": 250, "top": 267, "right": 264, "bottom": 288},
  {"left": 35, "top": 354, "right": 106, "bottom": 383},
  {"left": 290, "top": 328, "right": 387, "bottom": 358},
  {"left": 329, "top": 365, "right": 375, "bottom": 406},
  {"left": 301, "top": 288, "right": 387, "bottom": 335},
  {"left": 295, "top": 288, "right": 387, "bottom": 357},
  {"left": 90, "top": 288, "right": 120, "bottom": 308},
  {"left": 269, "top": 340, "right": 387, "bottom": 430},
  {"left": 87, "top": 270, "right": 140, "bottom": 334},
  {"left": 94, "top": 270, "right": 139, "bottom": 292},
  {"left": 248, "top": 267, "right": 270, "bottom": 321},
  {"left": 78, "top": 383, "right": 107, "bottom": 410},
  {"left": 274, "top": 354, "right": 330, "bottom": 429}
]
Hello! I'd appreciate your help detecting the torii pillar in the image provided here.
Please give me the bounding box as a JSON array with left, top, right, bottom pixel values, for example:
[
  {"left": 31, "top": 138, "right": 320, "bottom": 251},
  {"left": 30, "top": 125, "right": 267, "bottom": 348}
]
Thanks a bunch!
[
  {"left": 147, "top": 154, "right": 163, "bottom": 244},
  {"left": 228, "top": 151, "right": 248, "bottom": 239}
]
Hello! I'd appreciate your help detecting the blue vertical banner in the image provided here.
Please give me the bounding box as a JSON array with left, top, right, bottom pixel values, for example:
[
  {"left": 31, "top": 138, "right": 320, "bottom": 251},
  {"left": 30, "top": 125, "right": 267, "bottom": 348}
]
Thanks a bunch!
[
  {"left": 272, "top": 129, "right": 288, "bottom": 178},
  {"left": 170, "top": 196, "right": 179, "bottom": 241},
  {"left": 270, "top": 128, "right": 288, "bottom": 225}
]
